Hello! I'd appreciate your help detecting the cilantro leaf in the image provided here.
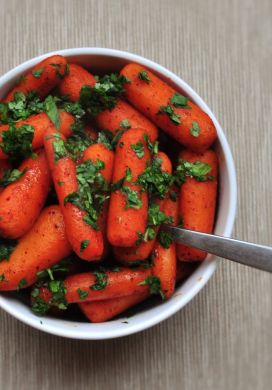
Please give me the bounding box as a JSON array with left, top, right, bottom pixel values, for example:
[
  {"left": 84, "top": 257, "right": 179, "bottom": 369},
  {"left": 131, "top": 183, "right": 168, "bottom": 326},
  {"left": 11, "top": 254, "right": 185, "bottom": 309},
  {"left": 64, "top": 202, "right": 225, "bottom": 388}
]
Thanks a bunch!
[
  {"left": 120, "top": 119, "right": 131, "bottom": 129},
  {"left": 139, "top": 276, "right": 165, "bottom": 299},
  {"left": 32, "top": 68, "right": 44, "bottom": 78},
  {"left": 80, "top": 240, "right": 90, "bottom": 253},
  {"left": 77, "top": 288, "right": 88, "bottom": 300},
  {"left": 0, "top": 168, "right": 27, "bottom": 187},
  {"left": 138, "top": 70, "right": 151, "bottom": 83},
  {"left": 190, "top": 121, "right": 201, "bottom": 137},
  {"left": 147, "top": 203, "right": 173, "bottom": 226},
  {"left": 171, "top": 93, "right": 190, "bottom": 108},
  {"left": 131, "top": 142, "right": 144, "bottom": 159},
  {"left": 121, "top": 186, "right": 142, "bottom": 209},
  {"left": 174, "top": 159, "right": 213, "bottom": 185},
  {"left": 0, "top": 239, "right": 17, "bottom": 261},
  {"left": 157, "top": 230, "right": 173, "bottom": 248},
  {"left": 44, "top": 95, "right": 61, "bottom": 129},
  {"left": 157, "top": 104, "right": 181, "bottom": 125},
  {"left": 90, "top": 269, "right": 108, "bottom": 290},
  {"left": 17, "top": 278, "right": 27, "bottom": 290}
]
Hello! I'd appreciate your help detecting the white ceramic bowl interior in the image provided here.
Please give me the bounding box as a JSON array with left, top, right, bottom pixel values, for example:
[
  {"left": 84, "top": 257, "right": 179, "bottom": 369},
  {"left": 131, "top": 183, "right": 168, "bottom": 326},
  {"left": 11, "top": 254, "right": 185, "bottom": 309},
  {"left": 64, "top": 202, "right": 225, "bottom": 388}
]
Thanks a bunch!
[{"left": 0, "top": 48, "right": 237, "bottom": 339}]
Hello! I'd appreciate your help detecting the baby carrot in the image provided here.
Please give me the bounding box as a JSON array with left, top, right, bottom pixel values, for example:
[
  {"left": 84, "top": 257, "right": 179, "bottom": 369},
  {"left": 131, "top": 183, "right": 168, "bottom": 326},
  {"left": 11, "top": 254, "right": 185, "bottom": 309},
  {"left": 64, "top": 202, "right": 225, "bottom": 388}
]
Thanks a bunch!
[
  {"left": 114, "top": 151, "right": 172, "bottom": 262},
  {"left": 121, "top": 63, "right": 217, "bottom": 152},
  {"left": 43, "top": 128, "right": 104, "bottom": 261},
  {"left": 64, "top": 268, "right": 151, "bottom": 303},
  {"left": 0, "top": 205, "right": 72, "bottom": 291},
  {"left": 177, "top": 149, "right": 218, "bottom": 261},
  {"left": 0, "top": 151, "right": 51, "bottom": 238},
  {"left": 4, "top": 55, "right": 68, "bottom": 102},
  {"left": 107, "top": 128, "right": 151, "bottom": 247},
  {"left": 96, "top": 98, "right": 158, "bottom": 142},
  {"left": 79, "top": 291, "right": 149, "bottom": 322},
  {"left": 58, "top": 63, "right": 96, "bottom": 102}
]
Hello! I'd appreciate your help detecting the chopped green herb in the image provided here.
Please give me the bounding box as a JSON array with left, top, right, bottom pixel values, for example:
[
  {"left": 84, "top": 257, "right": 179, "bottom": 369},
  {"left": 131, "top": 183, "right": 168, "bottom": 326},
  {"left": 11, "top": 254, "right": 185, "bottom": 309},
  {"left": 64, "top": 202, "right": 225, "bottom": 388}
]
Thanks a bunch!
[
  {"left": 0, "top": 168, "right": 27, "bottom": 187},
  {"left": 157, "top": 104, "right": 181, "bottom": 125},
  {"left": 171, "top": 93, "right": 189, "bottom": 108},
  {"left": 77, "top": 288, "right": 88, "bottom": 300},
  {"left": 36, "top": 259, "right": 72, "bottom": 280},
  {"left": 44, "top": 95, "right": 61, "bottom": 129},
  {"left": 0, "top": 239, "right": 17, "bottom": 261},
  {"left": 128, "top": 258, "right": 154, "bottom": 269},
  {"left": 17, "top": 278, "right": 27, "bottom": 290},
  {"left": 157, "top": 230, "right": 173, "bottom": 248},
  {"left": 0, "top": 124, "right": 34, "bottom": 160},
  {"left": 174, "top": 159, "right": 213, "bottom": 185},
  {"left": 80, "top": 240, "right": 90, "bottom": 253},
  {"left": 138, "top": 70, "right": 151, "bottom": 83},
  {"left": 120, "top": 119, "right": 131, "bottom": 130},
  {"left": 53, "top": 137, "right": 67, "bottom": 162},
  {"left": 79, "top": 73, "right": 129, "bottom": 116},
  {"left": 31, "top": 288, "right": 49, "bottom": 315},
  {"left": 48, "top": 280, "right": 67, "bottom": 310},
  {"left": 131, "top": 142, "right": 145, "bottom": 159},
  {"left": 148, "top": 203, "right": 173, "bottom": 226},
  {"left": 121, "top": 186, "right": 142, "bottom": 209},
  {"left": 97, "top": 131, "right": 113, "bottom": 151},
  {"left": 136, "top": 226, "right": 156, "bottom": 245},
  {"left": 32, "top": 68, "right": 44, "bottom": 78},
  {"left": 137, "top": 157, "right": 173, "bottom": 199},
  {"left": 91, "top": 269, "right": 108, "bottom": 290},
  {"left": 144, "top": 134, "right": 159, "bottom": 155},
  {"left": 169, "top": 191, "right": 178, "bottom": 202},
  {"left": 0, "top": 274, "right": 5, "bottom": 282},
  {"left": 139, "top": 276, "right": 165, "bottom": 299},
  {"left": 190, "top": 121, "right": 201, "bottom": 137},
  {"left": 50, "top": 63, "right": 67, "bottom": 79}
]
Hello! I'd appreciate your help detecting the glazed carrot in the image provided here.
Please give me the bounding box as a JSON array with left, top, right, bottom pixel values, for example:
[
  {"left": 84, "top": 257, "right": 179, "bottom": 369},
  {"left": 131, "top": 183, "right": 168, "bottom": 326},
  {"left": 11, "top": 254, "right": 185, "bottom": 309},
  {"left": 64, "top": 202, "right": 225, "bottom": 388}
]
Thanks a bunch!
[
  {"left": 0, "top": 151, "right": 51, "bottom": 238},
  {"left": 107, "top": 128, "right": 151, "bottom": 247},
  {"left": 0, "top": 205, "right": 72, "bottom": 291},
  {"left": 58, "top": 63, "right": 96, "bottom": 102},
  {"left": 79, "top": 291, "right": 149, "bottom": 322},
  {"left": 177, "top": 149, "right": 218, "bottom": 262},
  {"left": 152, "top": 190, "right": 179, "bottom": 299},
  {"left": 96, "top": 98, "right": 158, "bottom": 142},
  {"left": 44, "top": 128, "right": 104, "bottom": 261},
  {"left": 121, "top": 63, "right": 217, "bottom": 152},
  {"left": 4, "top": 55, "right": 68, "bottom": 102},
  {"left": 0, "top": 111, "right": 74, "bottom": 160},
  {"left": 82, "top": 143, "right": 115, "bottom": 257},
  {"left": 114, "top": 151, "right": 172, "bottom": 262},
  {"left": 64, "top": 268, "right": 151, "bottom": 303}
]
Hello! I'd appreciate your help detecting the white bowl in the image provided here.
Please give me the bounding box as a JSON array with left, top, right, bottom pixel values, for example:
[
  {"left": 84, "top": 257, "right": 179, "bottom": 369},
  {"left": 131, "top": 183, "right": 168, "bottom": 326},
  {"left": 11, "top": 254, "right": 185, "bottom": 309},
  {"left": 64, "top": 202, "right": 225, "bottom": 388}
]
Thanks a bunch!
[{"left": 0, "top": 48, "right": 237, "bottom": 339}]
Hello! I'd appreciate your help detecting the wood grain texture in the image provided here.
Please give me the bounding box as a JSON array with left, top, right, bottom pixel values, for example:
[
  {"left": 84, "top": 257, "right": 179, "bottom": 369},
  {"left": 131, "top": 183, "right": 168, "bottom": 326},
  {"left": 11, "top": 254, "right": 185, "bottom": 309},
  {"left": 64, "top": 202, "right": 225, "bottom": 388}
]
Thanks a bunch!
[{"left": 0, "top": 0, "right": 271, "bottom": 389}]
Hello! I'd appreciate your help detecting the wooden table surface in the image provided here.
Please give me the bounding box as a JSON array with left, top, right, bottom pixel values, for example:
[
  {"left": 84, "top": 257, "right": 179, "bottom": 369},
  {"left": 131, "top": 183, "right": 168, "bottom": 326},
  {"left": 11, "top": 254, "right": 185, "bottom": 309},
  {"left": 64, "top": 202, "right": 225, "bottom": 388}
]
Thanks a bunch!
[{"left": 0, "top": 1, "right": 271, "bottom": 389}]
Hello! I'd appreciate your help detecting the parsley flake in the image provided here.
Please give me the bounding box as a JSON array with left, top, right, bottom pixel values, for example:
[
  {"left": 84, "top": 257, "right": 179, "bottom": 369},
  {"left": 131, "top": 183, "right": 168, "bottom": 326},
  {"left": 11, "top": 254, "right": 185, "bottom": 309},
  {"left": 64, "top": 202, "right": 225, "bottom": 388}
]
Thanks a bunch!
[
  {"left": 138, "top": 70, "right": 151, "bottom": 83},
  {"left": 44, "top": 95, "right": 61, "bottom": 129},
  {"left": 90, "top": 269, "right": 108, "bottom": 290},
  {"left": 120, "top": 119, "right": 131, "bottom": 130},
  {"left": 77, "top": 288, "right": 89, "bottom": 300},
  {"left": 17, "top": 278, "right": 27, "bottom": 290},
  {"left": 0, "top": 168, "right": 27, "bottom": 187},
  {"left": 190, "top": 121, "right": 201, "bottom": 137},
  {"left": 80, "top": 240, "right": 90, "bottom": 253},
  {"left": 121, "top": 186, "right": 143, "bottom": 209},
  {"left": 171, "top": 93, "right": 190, "bottom": 108},
  {"left": 139, "top": 276, "right": 165, "bottom": 299},
  {"left": 157, "top": 230, "right": 173, "bottom": 248},
  {"left": 157, "top": 104, "right": 181, "bottom": 125},
  {"left": 32, "top": 68, "right": 44, "bottom": 78},
  {"left": 131, "top": 142, "right": 145, "bottom": 159}
]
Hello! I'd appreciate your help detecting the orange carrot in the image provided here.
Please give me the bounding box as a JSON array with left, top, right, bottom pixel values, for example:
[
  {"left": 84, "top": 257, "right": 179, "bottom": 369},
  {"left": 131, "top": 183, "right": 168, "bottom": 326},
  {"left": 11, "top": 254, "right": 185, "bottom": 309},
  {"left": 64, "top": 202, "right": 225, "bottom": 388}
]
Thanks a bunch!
[
  {"left": 121, "top": 63, "right": 217, "bottom": 152},
  {"left": 64, "top": 268, "right": 151, "bottom": 303},
  {"left": 107, "top": 128, "right": 151, "bottom": 247},
  {"left": 0, "top": 111, "right": 74, "bottom": 160},
  {"left": 114, "top": 151, "right": 172, "bottom": 262},
  {"left": 82, "top": 143, "right": 115, "bottom": 257},
  {"left": 79, "top": 291, "right": 149, "bottom": 322},
  {"left": 58, "top": 63, "right": 96, "bottom": 102},
  {"left": 4, "top": 55, "right": 68, "bottom": 102},
  {"left": 44, "top": 128, "right": 104, "bottom": 261},
  {"left": 152, "top": 190, "right": 179, "bottom": 299},
  {"left": 0, "top": 205, "right": 72, "bottom": 291},
  {"left": 96, "top": 98, "right": 158, "bottom": 142},
  {"left": 177, "top": 149, "right": 218, "bottom": 261},
  {"left": 0, "top": 151, "right": 51, "bottom": 238}
]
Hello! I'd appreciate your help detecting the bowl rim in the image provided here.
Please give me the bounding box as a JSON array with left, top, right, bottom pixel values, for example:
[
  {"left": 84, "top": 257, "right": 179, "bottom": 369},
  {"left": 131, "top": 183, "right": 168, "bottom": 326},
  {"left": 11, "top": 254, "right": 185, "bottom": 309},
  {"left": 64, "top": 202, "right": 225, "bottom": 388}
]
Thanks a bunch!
[{"left": 0, "top": 47, "right": 237, "bottom": 339}]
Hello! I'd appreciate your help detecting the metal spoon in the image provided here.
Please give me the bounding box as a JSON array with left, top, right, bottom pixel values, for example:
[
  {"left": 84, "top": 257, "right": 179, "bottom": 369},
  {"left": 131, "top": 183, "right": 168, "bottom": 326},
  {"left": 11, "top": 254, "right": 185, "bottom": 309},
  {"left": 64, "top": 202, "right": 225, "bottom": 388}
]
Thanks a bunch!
[{"left": 162, "top": 225, "right": 272, "bottom": 273}]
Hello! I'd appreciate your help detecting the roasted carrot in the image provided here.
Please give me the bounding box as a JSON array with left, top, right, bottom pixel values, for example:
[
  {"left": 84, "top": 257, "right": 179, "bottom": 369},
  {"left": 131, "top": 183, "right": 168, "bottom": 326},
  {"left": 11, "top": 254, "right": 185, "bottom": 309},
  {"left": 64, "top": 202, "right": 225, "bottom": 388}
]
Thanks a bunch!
[
  {"left": 114, "top": 151, "right": 172, "bottom": 262},
  {"left": 0, "top": 111, "right": 74, "bottom": 160},
  {"left": 0, "top": 205, "right": 72, "bottom": 290},
  {"left": 44, "top": 128, "right": 104, "bottom": 261},
  {"left": 58, "top": 63, "right": 96, "bottom": 102},
  {"left": 177, "top": 149, "right": 218, "bottom": 261},
  {"left": 107, "top": 128, "right": 151, "bottom": 247},
  {"left": 96, "top": 98, "right": 158, "bottom": 142},
  {"left": 121, "top": 63, "right": 217, "bottom": 152},
  {"left": 79, "top": 291, "right": 149, "bottom": 322},
  {"left": 64, "top": 268, "right": 151, "bottom": 303},
  {"left": 4, "top": 55, "right": 68, "bottom": 102},
  {"left": 0, "top": 151, "right": 51, "bottom": 238},
  {"left": 152, "top": 189, "right": 179, "bottom": 299}
]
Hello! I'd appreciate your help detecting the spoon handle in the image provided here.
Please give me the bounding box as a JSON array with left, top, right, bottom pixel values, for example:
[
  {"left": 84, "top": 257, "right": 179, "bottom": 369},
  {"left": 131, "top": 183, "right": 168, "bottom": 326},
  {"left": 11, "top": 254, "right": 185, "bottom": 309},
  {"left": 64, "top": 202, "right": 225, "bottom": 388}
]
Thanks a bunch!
[{"left": 162, "top": 225, "right": 272, "bottom": 273}]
